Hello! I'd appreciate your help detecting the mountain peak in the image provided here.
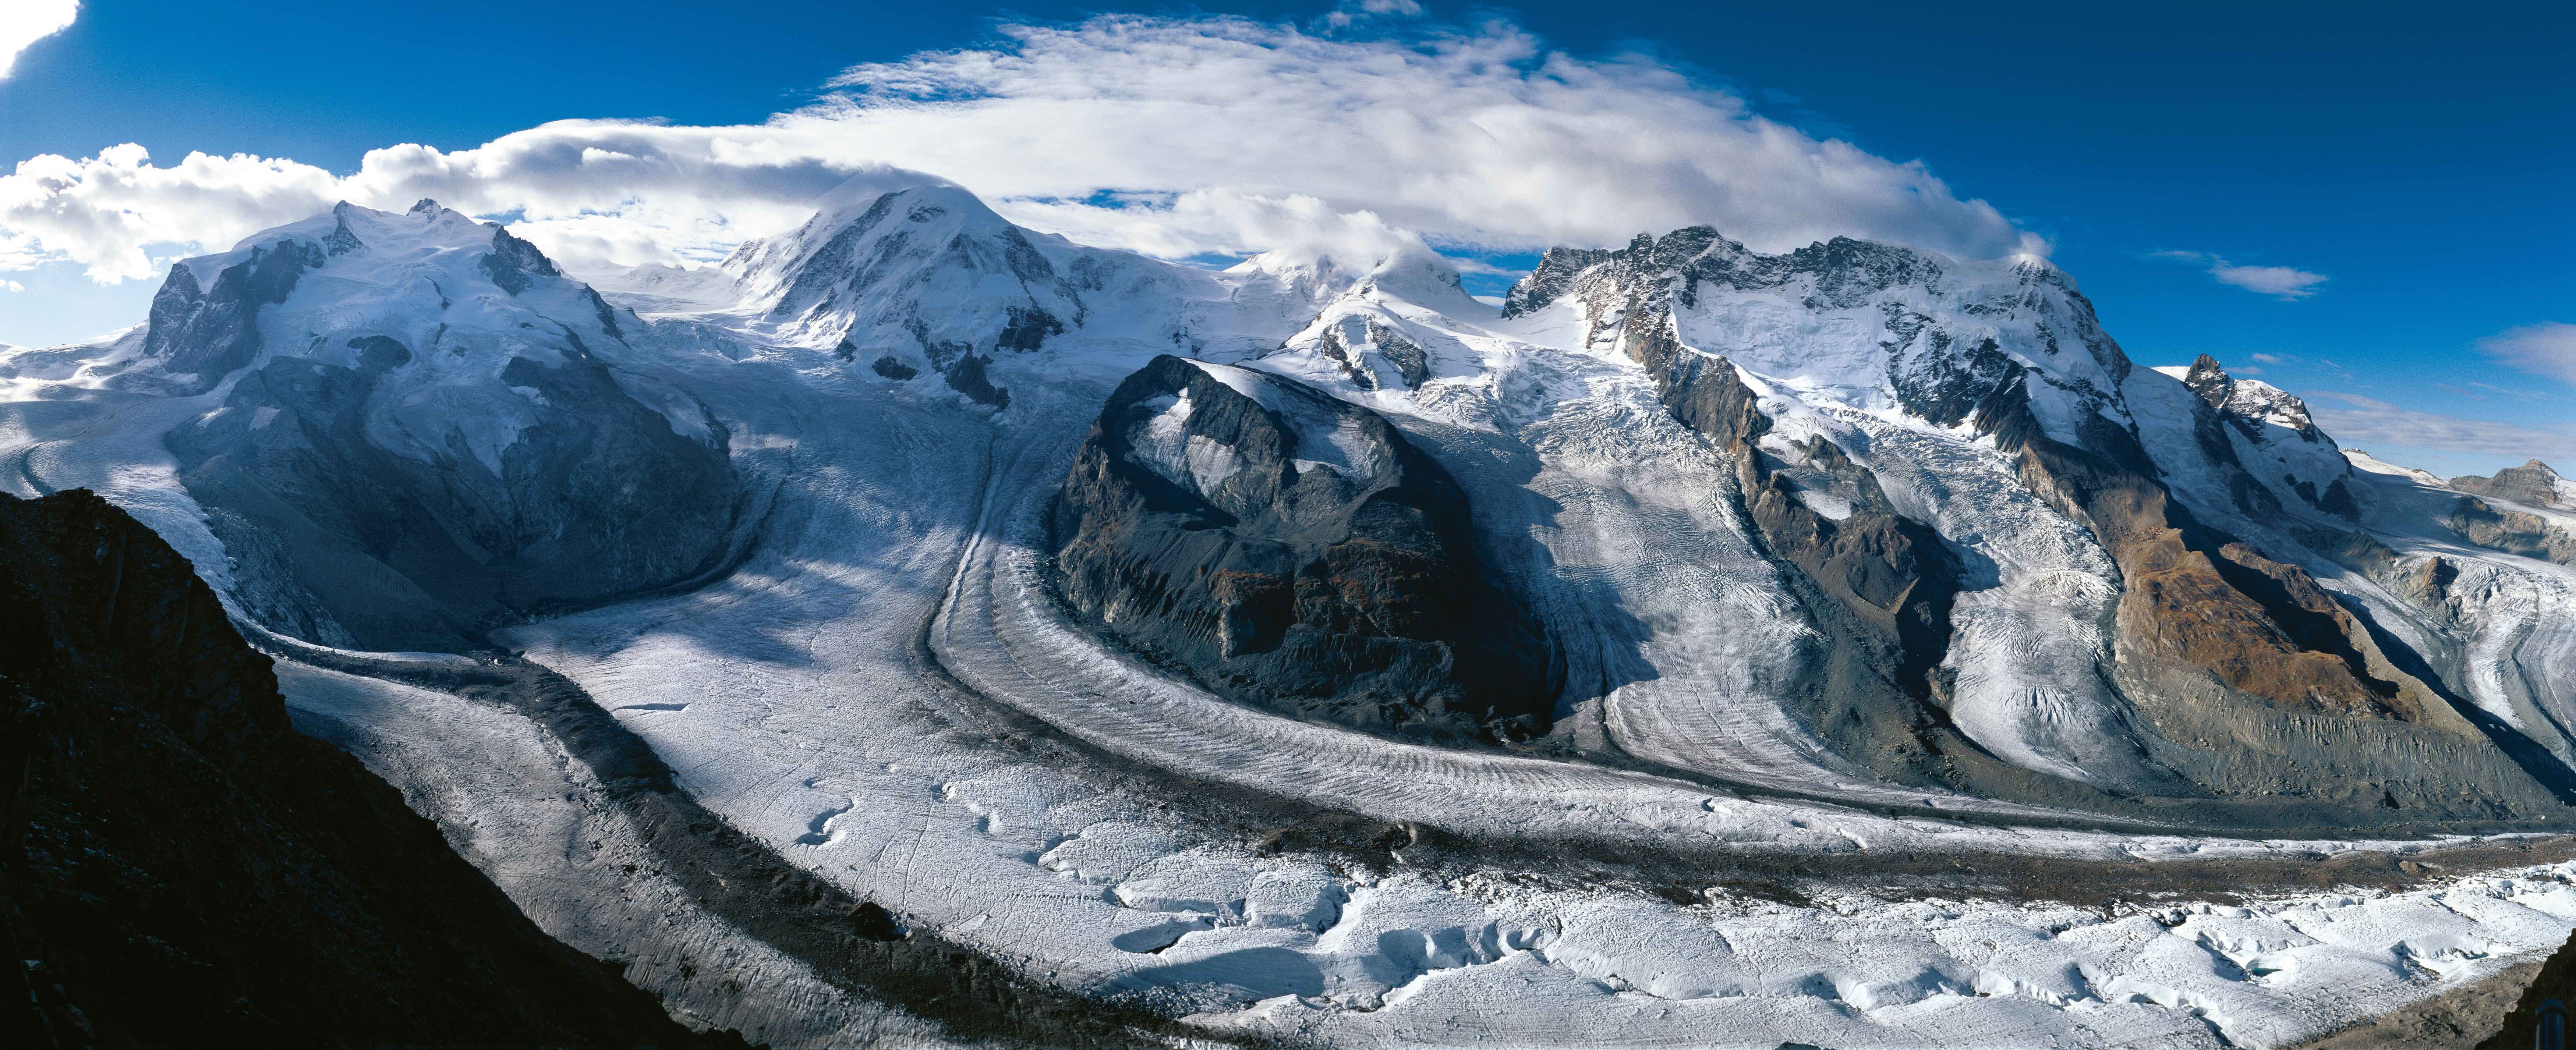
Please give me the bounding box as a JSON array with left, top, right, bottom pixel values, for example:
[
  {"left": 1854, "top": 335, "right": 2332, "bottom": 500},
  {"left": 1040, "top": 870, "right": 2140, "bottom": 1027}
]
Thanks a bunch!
[
  {"left": 114, "top": 198, "right": 629, "bottom": 394},
  {"left": 2452, "top": 459, "right": 2576, "bottom": 509},
  {"left": 1347, "top": 241, "right": 1476, "bottom": 311}
]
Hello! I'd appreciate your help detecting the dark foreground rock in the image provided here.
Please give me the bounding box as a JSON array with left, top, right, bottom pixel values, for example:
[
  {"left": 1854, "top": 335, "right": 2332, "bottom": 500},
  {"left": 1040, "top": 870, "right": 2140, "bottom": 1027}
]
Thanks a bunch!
[
  {"left": 2478, "top": 927, "right": 2576, "bottom": 1050},
  {"left": 1054, "top": 355, "right": 1553, "bottom": 739},
  {"left": 0, "top": 489, "right": 743, "bottom": 1049}
]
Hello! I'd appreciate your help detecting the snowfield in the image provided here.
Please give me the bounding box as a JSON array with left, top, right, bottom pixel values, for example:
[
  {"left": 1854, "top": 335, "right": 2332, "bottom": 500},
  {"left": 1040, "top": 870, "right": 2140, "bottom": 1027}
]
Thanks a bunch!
[{"left": 7, "top": 181, "right": 2576, "bottom": 1048}]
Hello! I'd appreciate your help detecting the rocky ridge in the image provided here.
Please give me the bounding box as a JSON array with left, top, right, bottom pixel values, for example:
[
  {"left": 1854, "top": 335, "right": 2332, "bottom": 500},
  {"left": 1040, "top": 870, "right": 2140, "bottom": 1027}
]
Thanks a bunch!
[
  {"left": 0, "top": 488, "right": 741, "bottom": 1048},
  {"left": 1052, "top": 354, "right": 1554, "bottom": 738}
]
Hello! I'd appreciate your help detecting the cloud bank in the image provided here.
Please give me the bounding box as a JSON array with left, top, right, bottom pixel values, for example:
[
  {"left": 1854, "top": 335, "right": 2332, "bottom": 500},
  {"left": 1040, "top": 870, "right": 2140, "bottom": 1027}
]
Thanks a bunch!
[
  {"left": 0, "top": 13, "right": 2040, "bottom": 283},
  {"left": 2481, "top": 322, "right": 2576, "bottom": 386},
  {"left": 2310, "top": 392, "right": 2576, "bottom": 461},
  {"left": 0, "top": 0, "right": 75, "bottom": 79},
  {"left": 2153, "top": 250, "right": 2329, "bottom": 300}
]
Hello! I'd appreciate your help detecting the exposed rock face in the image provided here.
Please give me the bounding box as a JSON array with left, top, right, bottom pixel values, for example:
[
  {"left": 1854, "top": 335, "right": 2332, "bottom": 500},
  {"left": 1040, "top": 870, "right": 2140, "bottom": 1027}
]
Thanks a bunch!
[
  {"left": 1503, "top": 228, "right": 2132, "bottom": 429},
  {"left": 1624, "top": 318, "right": 1958, "bottom": 697},
  {"left": 1315, "top": 317, "right": 1434, "bottom": 391},
  {"left": 2448, "top": 496, "right": 2576, "bottom": 565},
  {"left": 143, "top": 202, "right": 740, "bottom": 651},
  {"left": 2452, "top": 459, "right": 2576, "bottom": 511},
  {"left": 2476, "top": 927, "right": 2576, "bottom": 1050},
  {"left": 1493, "top": 225, "right": 2562, "bottom": 820},
  {"left": 1975, "top": 379, "right": 2424, "bottom": 720},
  {"left": 138, "top": 239, "right": 332, "bottom": 393},
  {"left": 1054, "top": 355, "right": 1552, "bottom": 738},
  {"left": 2179, "top": 354, "right": 2361, "bottom": 518},
  {"left": 0, "top": 489, "right": 736, "bottom": 1049},
  {"left": 2184, "top": 354, "right": 2325, "bottom": 443}
]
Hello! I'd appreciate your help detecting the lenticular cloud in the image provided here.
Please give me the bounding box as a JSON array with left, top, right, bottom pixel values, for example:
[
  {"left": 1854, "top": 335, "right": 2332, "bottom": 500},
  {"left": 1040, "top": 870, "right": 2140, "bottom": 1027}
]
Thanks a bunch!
[{"left": 0, "top": 13, "right": 2041, "bottom": 284}]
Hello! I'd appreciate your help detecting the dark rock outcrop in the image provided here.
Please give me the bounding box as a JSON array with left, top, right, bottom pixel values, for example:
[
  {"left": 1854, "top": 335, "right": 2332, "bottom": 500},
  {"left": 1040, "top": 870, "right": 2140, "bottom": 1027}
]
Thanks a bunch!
[
  {"left": 2477, "top": 927, "right": 2576, "bottom": 1050},
  {"left": 1317, "top": 320, "right": 1434, "bottom": 392},
  {"left": 870, "top": 353, "right": 919, "bottom": 380},
  {"left": 138, "top": 241, "right": 328, "bottom": 392},
  {"left": 1624, "top": 318, "right": 1958, "bottom": 697},
  {"left": 942, "top": 352, "right": 1010, "bottom": 408},
  {"left": 0, "top": 489, "right": 739, "bottom": 1049},
  {"left": 1053, "top": 355, "right": 1552, "bottom": 738}
]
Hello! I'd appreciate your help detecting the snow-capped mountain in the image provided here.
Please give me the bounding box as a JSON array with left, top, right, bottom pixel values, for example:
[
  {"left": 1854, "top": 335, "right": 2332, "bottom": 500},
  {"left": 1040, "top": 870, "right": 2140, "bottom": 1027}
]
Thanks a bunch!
[
  {"left": 1248, "top": 223, "right": 2563, "bottom": 817},
  {"left": 12, "top": 177, "right": 2576, "bottom": 1050},
  {"left": 80, "top": 200, "right": 740, "bottom": 649},
  {"left": 702, "top": 178, "right": 1343, "bottom": 407},
  {"left": 2455, "top": 458, "right": 2576, "bottom": 511}
]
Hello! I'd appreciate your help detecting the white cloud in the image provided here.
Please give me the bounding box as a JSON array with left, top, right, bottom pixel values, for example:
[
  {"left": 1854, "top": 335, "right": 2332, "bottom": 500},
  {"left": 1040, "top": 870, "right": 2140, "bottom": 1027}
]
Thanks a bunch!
[
  {"left": 2211, "top": 264, "right": 2329, "bottom": 299},
  {"left": 2152, "top": 250, "right": 2328, "bottom": 300},
  {"left": 2479, "top": 322, "right": 2576, "bottom": 386},
  {"left": 2309, "top": 392, "right": 2576, "bottom": 460},
  {"left": 0, "top": 14, "right": 2040, "bottom": 285},
  {"left": 0, "top": 279, "right": 22, "bottom": 292},
  {"left": 0, "top": 0, "right": 75, "bottom": 79}
]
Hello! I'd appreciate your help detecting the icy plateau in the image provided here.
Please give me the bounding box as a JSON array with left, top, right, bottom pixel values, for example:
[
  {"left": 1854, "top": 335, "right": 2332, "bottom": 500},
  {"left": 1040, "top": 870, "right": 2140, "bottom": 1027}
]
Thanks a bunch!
[{"left": 8, "top": 176, "right": 2576, "bottom": 1049}]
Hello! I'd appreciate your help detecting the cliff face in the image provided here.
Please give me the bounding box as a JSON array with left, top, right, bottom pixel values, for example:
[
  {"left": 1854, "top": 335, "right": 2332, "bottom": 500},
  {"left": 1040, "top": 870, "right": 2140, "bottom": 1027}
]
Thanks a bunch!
[
  {"left": 1053, "top": 355, "right": 1554, "bottom": 739},
  {"left": 0, "top": 489, "right": 735, "bottom": 1049},
  {"left": 1974, "top": 380, "right": 2424, "bottom": 721},
  {"left": 130, "top": 201, "right": 741, "bottom": 653}
]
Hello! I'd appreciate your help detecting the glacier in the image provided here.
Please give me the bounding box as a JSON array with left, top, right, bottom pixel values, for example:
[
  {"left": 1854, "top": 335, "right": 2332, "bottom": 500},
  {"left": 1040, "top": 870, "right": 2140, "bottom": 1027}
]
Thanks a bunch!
[{"left": 7, "top": 175, "right": 2576, "bottom": 1048}]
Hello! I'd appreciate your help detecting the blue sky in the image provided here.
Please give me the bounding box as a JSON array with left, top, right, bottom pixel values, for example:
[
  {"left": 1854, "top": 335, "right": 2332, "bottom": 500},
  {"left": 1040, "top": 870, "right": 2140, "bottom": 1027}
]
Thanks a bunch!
[{"left": 1, "top": 0, "right": 2567, "bottom": 476}]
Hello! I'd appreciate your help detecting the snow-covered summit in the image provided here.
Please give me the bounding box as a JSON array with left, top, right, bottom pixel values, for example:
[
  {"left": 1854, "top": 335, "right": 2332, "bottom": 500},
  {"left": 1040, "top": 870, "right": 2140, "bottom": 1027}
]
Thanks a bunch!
[
  {"left": 2171, "top": 354, "right": 2330, "bottom": 443},
  {"left": 1496, "top": 228, "right": 2134, "bottom": 443},
  {"left": 115, "top": 196, "right": 740, "bottom": 650},
  {"left": 1260, "top": 243, "right": 1491, "bottom": 398},
  {"left": 703, "top": 177, "right": 1363, "bottom": 387},
  {"left": 720, "top": 180, "right": 1187, "bottom": 361},
  {"left": 126, "top": 198, "right": 636, "bottom": 397}
]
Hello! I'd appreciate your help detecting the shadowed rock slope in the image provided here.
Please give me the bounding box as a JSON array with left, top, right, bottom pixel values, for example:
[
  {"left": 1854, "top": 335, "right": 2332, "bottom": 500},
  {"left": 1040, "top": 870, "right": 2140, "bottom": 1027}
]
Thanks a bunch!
[
  {"left": 1054, "top": 355, "right": 1553, "bottom": 739},
  {"left": 0, "top": 488, "right": 743, "bottom": 1049},
  {"left": 141, "top": 201, "right": 740, "bottom": 653}
]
